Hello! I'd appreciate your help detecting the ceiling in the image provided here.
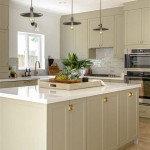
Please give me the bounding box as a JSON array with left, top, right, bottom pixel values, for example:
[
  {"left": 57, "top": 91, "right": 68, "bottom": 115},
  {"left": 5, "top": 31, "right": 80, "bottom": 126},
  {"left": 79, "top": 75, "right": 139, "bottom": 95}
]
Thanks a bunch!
[{"left": 11, "top": 0, "right": 137, "bottom": 15}]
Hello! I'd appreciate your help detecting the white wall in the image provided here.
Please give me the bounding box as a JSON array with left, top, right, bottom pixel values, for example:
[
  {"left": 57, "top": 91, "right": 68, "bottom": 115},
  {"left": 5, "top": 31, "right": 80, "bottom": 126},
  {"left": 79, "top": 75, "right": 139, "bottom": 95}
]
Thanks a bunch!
[{"left": 9, "top": 1, "right": 61, "bottom": 59}]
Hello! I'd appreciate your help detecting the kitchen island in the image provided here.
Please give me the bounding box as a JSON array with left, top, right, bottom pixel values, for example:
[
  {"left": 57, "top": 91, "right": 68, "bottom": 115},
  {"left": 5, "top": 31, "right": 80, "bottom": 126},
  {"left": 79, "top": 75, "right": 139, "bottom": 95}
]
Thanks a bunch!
[{"left": 0, "top": 83, "right": 140, "bottom": 150}]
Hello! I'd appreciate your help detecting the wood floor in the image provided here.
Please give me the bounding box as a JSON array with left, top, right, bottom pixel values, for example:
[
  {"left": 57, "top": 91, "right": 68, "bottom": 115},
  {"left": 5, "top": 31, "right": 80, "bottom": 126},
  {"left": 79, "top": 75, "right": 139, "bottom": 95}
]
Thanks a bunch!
[{"left": 126, "top": 118, "right": 150, "bottom": 150}]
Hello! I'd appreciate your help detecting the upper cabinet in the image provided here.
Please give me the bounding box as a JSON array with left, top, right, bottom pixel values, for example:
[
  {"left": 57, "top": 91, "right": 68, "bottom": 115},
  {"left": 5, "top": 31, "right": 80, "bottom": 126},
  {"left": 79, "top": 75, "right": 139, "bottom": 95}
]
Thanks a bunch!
[
  {"left": 60, "top": 7, "right": 124, "bottom": 59},
  {"left": 0, "top": 1, "right": 9, "bottom": 78},
  {"left": 88, "top": 16, "right": 115, "bottom": 48},
  {"left": 124, "top": 0, "right": 150, "bottom": 48},
  {"left": 0, "top": 5, "right": 9, "bottom": 29},
  {"left": 0, "top": 0, "right": 9, "bottom": 5},
  {"left": 60, "top": 19, "right": 88, "bottom": 59}
]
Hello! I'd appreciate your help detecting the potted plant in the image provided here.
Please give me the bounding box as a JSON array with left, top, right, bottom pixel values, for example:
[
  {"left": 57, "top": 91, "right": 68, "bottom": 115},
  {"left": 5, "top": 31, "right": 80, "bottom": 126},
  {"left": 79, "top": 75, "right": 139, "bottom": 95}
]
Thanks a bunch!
[{"left": 61, "top": 53, "right": 92, "bottom": 80}]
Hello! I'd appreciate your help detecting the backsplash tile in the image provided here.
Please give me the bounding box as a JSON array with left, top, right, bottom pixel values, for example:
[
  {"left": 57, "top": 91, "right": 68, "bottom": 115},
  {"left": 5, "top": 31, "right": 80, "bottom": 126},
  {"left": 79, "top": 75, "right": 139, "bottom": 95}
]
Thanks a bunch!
[{"left": 90, "top": 48, "right": 124, "bottom": 76}]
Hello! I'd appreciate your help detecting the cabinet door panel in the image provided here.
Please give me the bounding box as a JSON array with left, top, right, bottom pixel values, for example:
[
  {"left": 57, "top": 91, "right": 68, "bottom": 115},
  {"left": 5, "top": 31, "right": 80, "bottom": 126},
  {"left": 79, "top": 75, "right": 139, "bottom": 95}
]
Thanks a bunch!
[
  {"left": 88, "top": 18, "right": 101, "bottom": 48},
  {"left": 119, "top": 91, "right": 128, "bottom": 146},
  {"left": 75, "top": 19, "right": 88, "bottom": 58},
  {"left": 47, "top": 102, "right": 69, "bottom": 150},
  {"left": 114, "top": 15, "right": 124, "bottom": 58},
  {"left": 60, "top": 24, "right": 75, "bottom": 59},
  {"left": 0, "top": 30, "right": 8, "bottom": 68},
  {"left": 69, "top": 98, "right": 86, "bottom": 150},
  {"left": 0, "top": 0, "right": 9, "bottom": 5},
  {"left": 125, "top": 9, "right": 141, "bottom": 45},
  {"left": 0, "top": 5, "right": 8, "bottom": 29},
  {"left": 102, "top": 92, "right": 119, "bottom": 150},
  {"left": 128, "top": 89, "right": 138, "bottom": 141},
  {"left": 101, "top": 16, "right": 114, "bottom": 47},
  {"left": 87, "top": 95, "right": 103, "bottom": 150},
  {"left": 142, "top": 8, "right": 150, "bottom": 45}
]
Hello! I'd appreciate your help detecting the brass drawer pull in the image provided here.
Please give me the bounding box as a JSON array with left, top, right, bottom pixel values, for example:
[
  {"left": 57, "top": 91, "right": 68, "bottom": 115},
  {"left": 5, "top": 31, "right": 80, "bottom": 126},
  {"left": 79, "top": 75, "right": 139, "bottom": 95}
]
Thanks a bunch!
[
  {"left": 103, "top": 97, "right": 108, "bottom": 103},
  {"left": 129, "top": 92, "right": 133, "bottom": 97},
  {"left": 68, "top": 104, "right": 73, "bottom": 111}
]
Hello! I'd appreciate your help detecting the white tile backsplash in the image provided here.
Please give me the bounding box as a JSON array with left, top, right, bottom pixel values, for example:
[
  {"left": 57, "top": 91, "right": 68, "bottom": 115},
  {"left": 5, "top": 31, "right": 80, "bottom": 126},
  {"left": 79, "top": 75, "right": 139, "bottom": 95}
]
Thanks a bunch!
[{"left": 90, "top": 48, "right": 124, "bottom": 76}]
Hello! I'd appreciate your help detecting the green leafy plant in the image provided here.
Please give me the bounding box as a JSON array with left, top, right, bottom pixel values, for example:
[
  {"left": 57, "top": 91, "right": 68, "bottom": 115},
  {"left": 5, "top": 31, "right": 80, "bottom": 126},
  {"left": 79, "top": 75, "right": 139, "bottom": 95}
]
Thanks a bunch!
[
  {"left": 62, "top": 53, "right": 92, "bottom": 80},
  {"left": 62, "top": 53, "right": 92, "bottom": 70}
]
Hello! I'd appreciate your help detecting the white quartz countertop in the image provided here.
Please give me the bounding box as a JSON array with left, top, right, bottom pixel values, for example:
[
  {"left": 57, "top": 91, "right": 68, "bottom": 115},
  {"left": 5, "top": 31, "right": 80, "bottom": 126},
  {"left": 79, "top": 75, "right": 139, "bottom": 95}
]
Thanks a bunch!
[{"left": 0, "top": 83, "right": 140, "bottom": 104}]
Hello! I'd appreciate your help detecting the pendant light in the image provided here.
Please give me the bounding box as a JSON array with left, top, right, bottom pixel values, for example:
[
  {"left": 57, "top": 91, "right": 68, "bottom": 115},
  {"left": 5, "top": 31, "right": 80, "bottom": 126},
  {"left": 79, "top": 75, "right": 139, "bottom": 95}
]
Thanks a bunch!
[
  {"left": 20, "top": 0, "right": 43, "bottom": 25},
  {"left": 63, "top": 0, "right": 81, "bottom": 30},
  {"left": 93, "top": 0, "right": 108, "bottom": 34}
]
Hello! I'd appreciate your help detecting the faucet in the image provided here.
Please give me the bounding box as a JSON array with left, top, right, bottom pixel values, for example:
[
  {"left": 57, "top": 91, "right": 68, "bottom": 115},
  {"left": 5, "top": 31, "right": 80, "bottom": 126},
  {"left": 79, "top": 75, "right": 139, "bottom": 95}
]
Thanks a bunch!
[{"left": 34, "top": 61, "right": 41, "bottom": 76}]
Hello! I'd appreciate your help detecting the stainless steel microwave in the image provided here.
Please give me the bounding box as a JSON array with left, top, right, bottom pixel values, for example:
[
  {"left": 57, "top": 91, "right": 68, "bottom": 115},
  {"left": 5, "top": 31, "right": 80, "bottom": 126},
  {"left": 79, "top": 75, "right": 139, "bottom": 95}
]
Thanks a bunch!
[{"left": 125, "top": 49, "right": 150, "bottom": 69}]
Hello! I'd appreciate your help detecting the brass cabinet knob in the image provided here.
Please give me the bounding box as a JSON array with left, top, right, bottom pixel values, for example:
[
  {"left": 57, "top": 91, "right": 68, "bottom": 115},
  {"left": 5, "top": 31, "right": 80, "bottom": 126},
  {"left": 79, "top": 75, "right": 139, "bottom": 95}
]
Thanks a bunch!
[
  {"left": 68, "top": 104, "right": 73, "bottom": 111},
  {"left": 129, "top": 92, "right": 133, "bottom": 97},
  {"left": 103, "top": 97, "right": 108, "bottom": 103}
]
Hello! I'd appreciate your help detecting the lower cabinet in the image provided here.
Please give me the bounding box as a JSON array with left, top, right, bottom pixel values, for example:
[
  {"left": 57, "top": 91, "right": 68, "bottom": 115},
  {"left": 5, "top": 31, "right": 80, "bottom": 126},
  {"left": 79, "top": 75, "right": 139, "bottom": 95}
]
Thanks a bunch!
[
  {"left": 0, "top": 80, "right": 38, "bottom": 88},
  {"left": 87, "top": 89, "right": 138, "bottom": 150},
  {"left": 119, "top": 89, "right": 139, "bottom": 147},
  {"left": 47, "top": 98, "right": 86, "bottom": 150},
  {"left": 87, "top": 93, "right": 119, "bottom": 150}
]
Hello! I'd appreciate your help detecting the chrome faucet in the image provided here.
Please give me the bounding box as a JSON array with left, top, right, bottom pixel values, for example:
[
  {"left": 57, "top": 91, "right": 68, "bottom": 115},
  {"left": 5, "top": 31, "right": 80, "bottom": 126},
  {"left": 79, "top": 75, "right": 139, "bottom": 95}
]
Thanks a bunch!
[{"left": 34, "top": 61, "right": 41, "bottom": 76}]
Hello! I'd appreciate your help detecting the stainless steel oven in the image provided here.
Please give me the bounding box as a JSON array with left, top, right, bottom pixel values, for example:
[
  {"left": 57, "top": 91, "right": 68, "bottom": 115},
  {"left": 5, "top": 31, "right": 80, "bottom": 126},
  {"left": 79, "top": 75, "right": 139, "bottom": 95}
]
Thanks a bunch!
[
  {"left": 125, "top": 71, "right": 150, "bottom": 104},
  {"left": 125, "top": 49, "right": 150, "bottom": 70}
]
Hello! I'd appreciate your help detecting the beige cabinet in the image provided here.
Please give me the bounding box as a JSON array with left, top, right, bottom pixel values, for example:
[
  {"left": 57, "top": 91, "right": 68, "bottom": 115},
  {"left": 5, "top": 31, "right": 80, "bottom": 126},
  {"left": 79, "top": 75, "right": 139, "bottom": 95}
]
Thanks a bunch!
[
  {"left": 119, "top": 89, "right": 139, "bottom": 147},
  {"left": 0, "top": 0, "right": 9, "bottom": 78},
  {"left": 60, "top": 19, "right": 88, "bottom": 59},
  {"left": 47, "top": 98, "right": 86, "bottom": 150},
  {"left": 0, "top": 30, "right": 9, "bottom": 76},
  {"left": 0, "top": 80, "right": 38, "bottom": 89},
  {"left": 88, "top": 16, "right": 115, "bottom": 48},
  {"left": 139, "top": 105, "right": 150, "bottom": 118},
  {"left": 102, "top": 92, "right": 119, "bottom": 150},
  {"left": 15, "top": 80, "right": 38, "bottom": 87},
  {"left": 114, "top": 14, "right": 124, "bottom": 58},
  {"left": 87, "top": 93, "right": 119, "bottom": 150},
  {"left": 0, "top": 5, "right": 8, "bottom": 29},
  {"left": 87, "top": 95, "right": 103, "bottom": 150},
  {"left": 125, "top": 8, "right": 150, "bottom": 48},
  {"left": 0, "top": 0, "right": 9, "bottom": 5},
  {"left": 0, "top": 81, "right": 16, "bottom": 88}
]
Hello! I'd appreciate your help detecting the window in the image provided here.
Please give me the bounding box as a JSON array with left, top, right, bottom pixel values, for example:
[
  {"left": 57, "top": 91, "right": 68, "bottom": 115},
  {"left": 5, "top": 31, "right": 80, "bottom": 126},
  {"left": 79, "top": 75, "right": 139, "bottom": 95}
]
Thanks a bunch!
[{"left": 18, "top": 32, "right": 45, "bottom": 70}]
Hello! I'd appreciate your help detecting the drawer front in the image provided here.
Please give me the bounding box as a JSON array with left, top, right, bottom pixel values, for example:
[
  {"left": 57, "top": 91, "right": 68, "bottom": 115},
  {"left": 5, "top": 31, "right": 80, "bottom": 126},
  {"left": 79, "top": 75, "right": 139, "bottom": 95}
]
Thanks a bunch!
[
  {"left": 15, "top": 80, "right": 38, "bottom": 87},
  {"left": 139, "top": 106, "right": 150, "bottom": 118},
  {"left": 0, "top": 81, "right": 15, "bottom": 88}
]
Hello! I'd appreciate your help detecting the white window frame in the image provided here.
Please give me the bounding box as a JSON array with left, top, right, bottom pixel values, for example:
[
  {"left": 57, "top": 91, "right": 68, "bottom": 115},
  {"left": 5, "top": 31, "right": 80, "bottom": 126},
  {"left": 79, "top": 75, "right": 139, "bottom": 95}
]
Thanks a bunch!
[{"left": 18, "top": 32, "right": 45, "bottom": 70}]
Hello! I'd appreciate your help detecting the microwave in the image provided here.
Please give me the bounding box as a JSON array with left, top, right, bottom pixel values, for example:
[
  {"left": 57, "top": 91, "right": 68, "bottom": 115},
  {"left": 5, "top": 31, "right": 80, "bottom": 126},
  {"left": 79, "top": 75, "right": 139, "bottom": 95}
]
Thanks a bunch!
[{"left": 125, "top": 49, "right": 150, "bottom": 69}]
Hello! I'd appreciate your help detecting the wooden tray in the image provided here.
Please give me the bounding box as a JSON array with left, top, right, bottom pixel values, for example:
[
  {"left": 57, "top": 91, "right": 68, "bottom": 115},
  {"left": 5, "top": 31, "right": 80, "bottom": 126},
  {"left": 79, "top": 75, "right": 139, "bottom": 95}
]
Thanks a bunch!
[
  {"left": 39, "top": 79, "right": 103, "bottom": 90},
  {"left": 49, "top": 78, "right": 81, "bottom": 84}
]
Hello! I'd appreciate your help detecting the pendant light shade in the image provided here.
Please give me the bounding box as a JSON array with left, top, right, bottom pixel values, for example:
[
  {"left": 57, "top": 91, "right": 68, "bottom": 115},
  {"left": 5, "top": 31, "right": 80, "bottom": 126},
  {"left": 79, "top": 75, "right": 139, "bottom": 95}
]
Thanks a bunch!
[
  {"left": 20, "top": 0, "right": 43, "bottom": 24},
  {"left": 93, "top": 0, "right": 108, "bottom": 33},
  {"left": 63, "top": 0, "right": 81, "bottom": 29}
]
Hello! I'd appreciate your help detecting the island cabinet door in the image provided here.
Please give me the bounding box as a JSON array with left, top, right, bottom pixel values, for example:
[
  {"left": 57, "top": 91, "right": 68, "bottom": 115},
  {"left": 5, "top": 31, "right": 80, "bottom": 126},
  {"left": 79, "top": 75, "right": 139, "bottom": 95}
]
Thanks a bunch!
[
  {"left": 119, "top": 89, "right": 139, "bottom": 146},
  {"left": 87, "top": 95, "right": 103, "bottom": 150},
  {"left": 69, "top": 98, "right": 86, "bottom": 150},
  {"left": 102, "top": 92, "right": 119, "bottom": 150},
  {"left": 127, "top": 89, "right": 139, "bottom": 141},
  {"left": 47, "top": 98, "right": 86, "bottom": 150},
  {"left": 47, "top": 101, "right": 69, "bottom": 150}
]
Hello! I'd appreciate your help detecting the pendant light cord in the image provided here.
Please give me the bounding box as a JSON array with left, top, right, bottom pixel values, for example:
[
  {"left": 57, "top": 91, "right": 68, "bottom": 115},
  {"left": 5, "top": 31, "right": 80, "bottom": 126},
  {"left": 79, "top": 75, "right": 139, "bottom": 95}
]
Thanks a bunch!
[
  {"left": 71, "top": 0, "right": 73, "bottom": 19},
  {"left": 31, "top": 0, "right": 33, "bottom": 8},
  {"left": 100, "top": 0, "right": 101, "bottom": 25}
]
